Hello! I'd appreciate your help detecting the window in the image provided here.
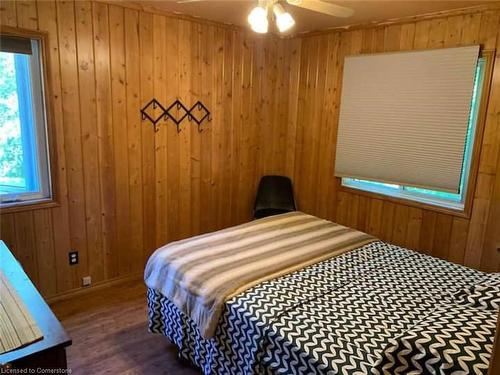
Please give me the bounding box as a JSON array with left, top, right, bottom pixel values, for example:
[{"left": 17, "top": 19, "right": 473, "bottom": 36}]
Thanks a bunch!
[
  {"left": 0, "top": 35, "right": 51, "bottom": 207},
  {"left": 341, "top": 56, "right": 486, "bottom": 211}
]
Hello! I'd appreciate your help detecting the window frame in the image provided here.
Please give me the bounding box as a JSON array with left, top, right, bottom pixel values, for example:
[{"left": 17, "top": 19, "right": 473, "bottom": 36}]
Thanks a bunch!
[
  {"left": 338, "top": 49, "right": 495, "bottom": 218},
  {"left": 0, "top": 27, "right": 59, "bottom": 213}
]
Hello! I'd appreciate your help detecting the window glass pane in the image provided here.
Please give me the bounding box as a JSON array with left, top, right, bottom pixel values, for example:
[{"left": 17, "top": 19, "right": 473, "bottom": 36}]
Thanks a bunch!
[
  {"left": 14, "top": 52, "right": 40, "bottom": 193},
  {"left": 350, "top": 178, "right": 400, "bottom": 189},
  {"left": 402, "top": 186, "right": 460, "bottom": 201},
  {"left": 0, "top": 51, "right": 26, "bottom": 194},
  {"left": 350, "top": 179, "right": 399, "bottom": 190}
]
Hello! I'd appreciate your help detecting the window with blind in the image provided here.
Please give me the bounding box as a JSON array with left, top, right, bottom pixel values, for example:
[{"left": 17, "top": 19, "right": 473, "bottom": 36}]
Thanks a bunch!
[
  {"left": 0, "top": 35, "right": 52, "bottom": 207},
  {"left": 335, "top": 46, "right": 486, "bottom": 211}
]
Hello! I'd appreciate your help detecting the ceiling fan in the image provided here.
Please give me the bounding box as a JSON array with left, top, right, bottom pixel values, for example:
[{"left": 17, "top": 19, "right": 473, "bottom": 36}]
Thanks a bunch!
[{"left": 176, "top": 0, "right": 354, "bottom": 34}]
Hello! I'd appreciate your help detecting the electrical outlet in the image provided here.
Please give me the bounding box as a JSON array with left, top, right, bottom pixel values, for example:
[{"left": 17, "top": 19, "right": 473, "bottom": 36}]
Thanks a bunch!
[
  {"left": 82, "top": 276, "right": 91, "bottom": 287},
  {"left": 69, "top": 251, "right": 78, "bottom": 265}
]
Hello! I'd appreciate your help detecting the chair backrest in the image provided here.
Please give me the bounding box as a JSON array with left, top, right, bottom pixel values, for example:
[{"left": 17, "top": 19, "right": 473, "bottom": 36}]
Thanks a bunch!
[{"left": 254, "top": 175, "right": 296, "bottom": 219}]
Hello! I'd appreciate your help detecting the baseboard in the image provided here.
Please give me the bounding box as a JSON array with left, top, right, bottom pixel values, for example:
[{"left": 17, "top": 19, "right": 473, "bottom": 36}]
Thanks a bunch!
[{"left": 45, "top": 272, "right": 144, "bottom": 305}]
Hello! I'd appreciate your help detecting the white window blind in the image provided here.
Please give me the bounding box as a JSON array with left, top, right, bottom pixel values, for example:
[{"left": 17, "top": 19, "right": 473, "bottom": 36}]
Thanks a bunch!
[{"left": 335, "top": 45, "right": 480, "bottom": 193}]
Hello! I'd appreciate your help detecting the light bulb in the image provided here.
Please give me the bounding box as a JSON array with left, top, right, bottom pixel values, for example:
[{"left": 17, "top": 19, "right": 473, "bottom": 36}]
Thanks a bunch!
[
  {"left": 276, "top": 12, "right": 295, "bottom": 32},
  {"left": 248, "top": 6, "right": 268, "bottom": 34},
  {"left": 273, "top": 3, "right": 295, "bottom": 33}
]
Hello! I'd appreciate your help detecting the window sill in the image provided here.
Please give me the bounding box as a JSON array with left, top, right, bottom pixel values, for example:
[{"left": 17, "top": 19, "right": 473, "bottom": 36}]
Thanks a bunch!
[
  {"left": 0, "top": 199, "right": 60, "bottom": 214},
  {"left": 339, "top": 182, "right": 471, "bottom": 219}
]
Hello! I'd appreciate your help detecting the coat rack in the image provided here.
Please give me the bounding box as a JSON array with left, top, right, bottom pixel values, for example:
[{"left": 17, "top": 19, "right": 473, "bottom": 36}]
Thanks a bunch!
[{"left": 140, "top": 98, "right": 211, "bottom": 133}]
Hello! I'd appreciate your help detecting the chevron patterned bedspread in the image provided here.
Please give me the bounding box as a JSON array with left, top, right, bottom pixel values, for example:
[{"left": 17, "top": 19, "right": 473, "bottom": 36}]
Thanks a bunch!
[{"left": 147, "top": 241, "right": 500, "bottom": 375}]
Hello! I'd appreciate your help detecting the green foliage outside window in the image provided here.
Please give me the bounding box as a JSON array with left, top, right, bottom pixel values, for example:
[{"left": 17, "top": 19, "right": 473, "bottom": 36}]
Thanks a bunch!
[{"left": 0, "top": 52, "right": 24, "bottom": 188}]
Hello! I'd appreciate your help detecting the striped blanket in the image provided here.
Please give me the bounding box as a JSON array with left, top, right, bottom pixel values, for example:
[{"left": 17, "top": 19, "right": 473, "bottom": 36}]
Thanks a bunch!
[{"left": 144, "top": 211, "right": 375, "bottom": 338}]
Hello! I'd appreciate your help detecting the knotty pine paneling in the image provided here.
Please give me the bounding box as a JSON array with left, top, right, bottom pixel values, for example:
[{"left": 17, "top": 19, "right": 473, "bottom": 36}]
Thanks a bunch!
[
  {"left": 0, "top": 0, "right": 294, "bottom": 298},
  {"left": 285, "top": 8, "right": 500, "bottom": 272},
  {"left": 1, "top": 1, "right": 500, "bottom": 300}
]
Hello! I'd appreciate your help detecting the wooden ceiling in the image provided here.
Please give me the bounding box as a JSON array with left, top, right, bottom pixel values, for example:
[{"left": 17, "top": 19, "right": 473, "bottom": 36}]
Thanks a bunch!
[{"left": 135, "top": 1, "right": 493, "bottom": 34}]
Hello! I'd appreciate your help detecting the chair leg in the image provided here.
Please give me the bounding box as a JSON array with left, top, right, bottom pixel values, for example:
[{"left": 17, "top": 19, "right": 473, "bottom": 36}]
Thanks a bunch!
[{"left": 176, "top": 351, "right": 195, "bottom": 368}]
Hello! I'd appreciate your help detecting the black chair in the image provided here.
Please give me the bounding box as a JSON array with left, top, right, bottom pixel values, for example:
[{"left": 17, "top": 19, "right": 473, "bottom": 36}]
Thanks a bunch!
[{"left": 254, "top": 175, "right": 296, "bottom": 219}]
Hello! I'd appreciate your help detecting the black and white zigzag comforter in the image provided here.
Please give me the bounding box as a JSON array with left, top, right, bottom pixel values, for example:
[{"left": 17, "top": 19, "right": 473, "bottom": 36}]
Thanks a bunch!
[{"left": 147, "top": 241, "right": 499, "bottom": 374}]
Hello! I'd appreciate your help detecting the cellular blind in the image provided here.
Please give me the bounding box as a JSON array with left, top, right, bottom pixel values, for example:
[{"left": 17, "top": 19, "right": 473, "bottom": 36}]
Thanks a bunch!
[{"left": 335, "top": 45, "right": 480, "bottom": 193}]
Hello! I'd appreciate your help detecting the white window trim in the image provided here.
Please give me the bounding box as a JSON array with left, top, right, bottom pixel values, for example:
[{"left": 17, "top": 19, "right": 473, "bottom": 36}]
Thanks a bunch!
[{"left": 0, "top": 38, "right": 52, "bottom": 207}]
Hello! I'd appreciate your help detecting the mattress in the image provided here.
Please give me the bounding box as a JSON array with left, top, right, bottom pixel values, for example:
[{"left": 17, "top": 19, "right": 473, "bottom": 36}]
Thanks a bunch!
[{"left": 147, "top": 240, "right": 499, "bottom": 374}]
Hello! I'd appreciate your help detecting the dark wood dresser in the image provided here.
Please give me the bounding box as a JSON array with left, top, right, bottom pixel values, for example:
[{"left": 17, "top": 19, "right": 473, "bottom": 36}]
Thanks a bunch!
[{"left": 0, "top": 240, "right": 71, "bottom": 370}]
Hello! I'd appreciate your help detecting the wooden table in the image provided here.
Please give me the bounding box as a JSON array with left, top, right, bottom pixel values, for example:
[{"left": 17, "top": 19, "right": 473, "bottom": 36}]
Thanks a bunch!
[{"left": 0, "top": 241, "right": 71, "bottom": 370}]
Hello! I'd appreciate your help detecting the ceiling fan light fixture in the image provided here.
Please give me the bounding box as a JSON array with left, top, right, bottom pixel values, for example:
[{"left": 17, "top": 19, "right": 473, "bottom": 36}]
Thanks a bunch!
[
  {"left": 248, "top": 5, "right": 269, "bottom": 34},
  {"left": 273, "top": 3, "right": 295, "bottom": 33}
]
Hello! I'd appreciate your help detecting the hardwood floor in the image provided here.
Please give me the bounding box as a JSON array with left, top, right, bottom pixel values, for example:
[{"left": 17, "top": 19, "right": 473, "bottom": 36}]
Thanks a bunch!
[{"left": 50, "top": 281, "right": 199, "bottom": 374}]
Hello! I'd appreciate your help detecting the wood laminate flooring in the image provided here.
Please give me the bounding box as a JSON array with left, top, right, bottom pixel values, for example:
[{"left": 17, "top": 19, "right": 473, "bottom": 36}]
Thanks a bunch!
[{"left": 50, "top": 280, "right": 199, "bottom": 375}]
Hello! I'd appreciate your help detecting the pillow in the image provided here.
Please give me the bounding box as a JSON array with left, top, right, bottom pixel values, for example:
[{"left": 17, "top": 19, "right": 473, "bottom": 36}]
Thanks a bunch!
[{"left": 453, "top": 273, "right": 500, "bottom": 311}]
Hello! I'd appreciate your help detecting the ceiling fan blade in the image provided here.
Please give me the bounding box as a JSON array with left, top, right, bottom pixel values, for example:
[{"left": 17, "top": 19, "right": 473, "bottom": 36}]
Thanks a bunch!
[
  {"left": 176, "top": 0, "right": 206, "bottom": 3},
  {"left": 286, "top": 0, "right": 354, "bottom": 18}
]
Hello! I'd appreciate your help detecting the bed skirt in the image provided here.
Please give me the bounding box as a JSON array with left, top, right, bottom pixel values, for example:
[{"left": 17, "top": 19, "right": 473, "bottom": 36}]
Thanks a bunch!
[{"left": 147, "top": 287, "right": 270, "bottom": 374}]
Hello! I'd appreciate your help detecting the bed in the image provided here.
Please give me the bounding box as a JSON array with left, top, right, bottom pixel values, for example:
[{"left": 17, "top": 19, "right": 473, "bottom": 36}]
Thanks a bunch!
[{"left": 144, "top": 211, "right": 499, "bottom": 374}]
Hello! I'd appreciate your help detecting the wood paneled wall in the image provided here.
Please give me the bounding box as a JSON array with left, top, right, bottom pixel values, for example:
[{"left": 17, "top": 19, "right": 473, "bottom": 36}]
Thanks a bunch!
[
  {"left": 285, "top": 8, "right": 500, "bottom": 272},
  {"left": 0, "top": 1, "right": 499, "bottom": 299},
  {"left": 0, "top": 0, "right": 295, "bottom": 298}
]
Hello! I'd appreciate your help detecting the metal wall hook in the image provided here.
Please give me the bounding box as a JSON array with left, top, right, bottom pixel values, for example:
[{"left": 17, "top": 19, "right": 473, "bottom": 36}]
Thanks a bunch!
[{"left": 140, "top": 98, "right": 211, "bottom": 133}]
